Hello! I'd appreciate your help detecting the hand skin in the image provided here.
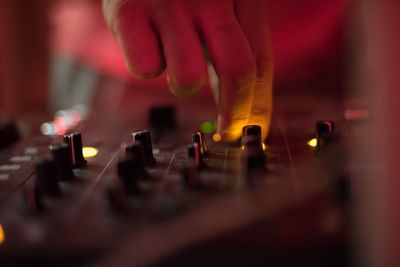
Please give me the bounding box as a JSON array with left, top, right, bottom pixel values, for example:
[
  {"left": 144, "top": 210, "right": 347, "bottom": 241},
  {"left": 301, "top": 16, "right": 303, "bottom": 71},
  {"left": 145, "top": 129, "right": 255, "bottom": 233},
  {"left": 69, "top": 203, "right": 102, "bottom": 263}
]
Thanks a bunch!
[{"left": 103, "top": 0, "right": 273, "bottom": 141}]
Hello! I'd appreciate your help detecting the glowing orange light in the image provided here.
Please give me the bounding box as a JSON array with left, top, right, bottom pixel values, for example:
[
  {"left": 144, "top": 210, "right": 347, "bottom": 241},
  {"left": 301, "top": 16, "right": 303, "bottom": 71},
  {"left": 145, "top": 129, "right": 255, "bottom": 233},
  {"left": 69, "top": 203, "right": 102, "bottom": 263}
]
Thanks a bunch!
[
  {"left": 0, "top": 224, "right": 5, "bottom": 245},
  {"left": 307, "top": 138, "right": 317, "bottom": 148},
  {"left": 82, "top": 147, "right": 98, "bottom": 158},
  {"left": 212, "top": 133, "right": 222, "bottom": 142}
]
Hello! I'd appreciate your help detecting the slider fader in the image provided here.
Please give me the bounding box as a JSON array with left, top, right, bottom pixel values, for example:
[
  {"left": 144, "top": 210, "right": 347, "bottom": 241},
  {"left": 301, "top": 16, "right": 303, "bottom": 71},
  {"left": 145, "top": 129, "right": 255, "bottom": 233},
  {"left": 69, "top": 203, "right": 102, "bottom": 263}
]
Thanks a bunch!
[{"left": 0, "top": 101, "right": 350, "bottom": 266}]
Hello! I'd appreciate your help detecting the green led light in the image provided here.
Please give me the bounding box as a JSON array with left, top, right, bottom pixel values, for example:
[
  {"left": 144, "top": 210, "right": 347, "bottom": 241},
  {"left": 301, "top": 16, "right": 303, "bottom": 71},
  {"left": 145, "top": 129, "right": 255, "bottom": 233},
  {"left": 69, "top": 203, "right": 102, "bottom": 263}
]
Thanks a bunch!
[{"left": 200, "top": 121, "right": 216, "bottom": 134}]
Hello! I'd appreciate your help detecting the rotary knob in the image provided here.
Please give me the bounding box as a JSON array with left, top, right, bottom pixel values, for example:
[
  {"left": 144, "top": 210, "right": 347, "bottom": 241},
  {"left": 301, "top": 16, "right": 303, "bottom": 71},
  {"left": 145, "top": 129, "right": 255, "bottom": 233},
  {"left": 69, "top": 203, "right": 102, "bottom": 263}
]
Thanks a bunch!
[
  {"left": 50, "top": 143, "right": 75, "bottom": 181},
  {"left": 125, "top": 143, "right": 145, "bottom": 166},
  {"left": 242, "top": 125, "right": 262, "bottom": 146},
  {"left": 192, "top": 132, "right": 208, "bottom": 156},
  {"left": 132, "top": 130, "right": 156, "bottom": 165},
  {"left": 117, "top": 156, "right": 149, "bottom": 194},
  {"left": 63, "top": 132, "right": 87, "bottom": 168},
  {"left": 35, "top": 157, "right": 60, "bottom": 196},
  {"left": 241, "top": 125, "right": 266, "bottom": 172}
]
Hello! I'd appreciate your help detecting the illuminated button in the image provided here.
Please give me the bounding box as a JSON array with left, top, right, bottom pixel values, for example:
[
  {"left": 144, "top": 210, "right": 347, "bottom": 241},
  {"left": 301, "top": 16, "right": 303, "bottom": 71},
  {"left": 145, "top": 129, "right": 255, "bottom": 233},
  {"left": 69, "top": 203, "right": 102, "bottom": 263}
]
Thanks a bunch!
[
  {"left": 200, "top": 121, "right": 216, "bottom": 134},
  {"left": 0, "top": 224, "right": 5, "bottom": 244},
  {"left": 307, "top": 138, "right": 318, "bottom": 148},
  {"left": 0, "top": 174, "right": 10, "bottom": 181},
  {"left": 82, "top": 147, "right": 98, "bottom": 158},
  {"left": 212, "top": 133, "right": 222, "bottom": 142},
  {"left": 63, "top": 132, "right": 87, "bottom": 168},
  {"left": 0, "top": 164, "right": 21, "bottom": 171},
  {"left": 10, "top": 156, "right": 32, "bottom": 162}
]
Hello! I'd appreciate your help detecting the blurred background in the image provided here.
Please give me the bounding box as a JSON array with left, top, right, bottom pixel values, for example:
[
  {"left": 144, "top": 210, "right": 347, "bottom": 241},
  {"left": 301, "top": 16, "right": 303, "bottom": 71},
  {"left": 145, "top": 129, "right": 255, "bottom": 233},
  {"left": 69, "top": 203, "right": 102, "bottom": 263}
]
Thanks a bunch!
[{"left": 0, "top": 0, "right": 399, "bottom": 266}]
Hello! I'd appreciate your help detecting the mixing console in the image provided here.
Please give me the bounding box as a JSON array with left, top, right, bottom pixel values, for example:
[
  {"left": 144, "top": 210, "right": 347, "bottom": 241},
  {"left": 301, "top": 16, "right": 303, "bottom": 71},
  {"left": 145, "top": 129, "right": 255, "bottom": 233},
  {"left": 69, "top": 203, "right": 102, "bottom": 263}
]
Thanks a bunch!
[{"left": 0, "top": 81, "right": 352, "bottom": 266}]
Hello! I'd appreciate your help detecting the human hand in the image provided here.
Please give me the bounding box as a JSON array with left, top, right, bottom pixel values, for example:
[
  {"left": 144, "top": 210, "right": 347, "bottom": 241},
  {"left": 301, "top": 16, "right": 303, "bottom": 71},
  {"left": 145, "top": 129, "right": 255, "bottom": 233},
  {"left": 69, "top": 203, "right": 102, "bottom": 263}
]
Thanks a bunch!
[{"left": 103, "top": 0, "right": 273, "bottom": 141}]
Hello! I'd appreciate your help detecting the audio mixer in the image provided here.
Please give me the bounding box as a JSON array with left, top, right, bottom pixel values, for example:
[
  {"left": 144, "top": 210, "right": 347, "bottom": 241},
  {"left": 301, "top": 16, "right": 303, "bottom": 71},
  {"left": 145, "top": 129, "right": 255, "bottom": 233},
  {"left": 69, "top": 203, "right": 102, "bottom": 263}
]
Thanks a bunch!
[{"left": 0, "top": 81, "right": 356, "bottom": 266}]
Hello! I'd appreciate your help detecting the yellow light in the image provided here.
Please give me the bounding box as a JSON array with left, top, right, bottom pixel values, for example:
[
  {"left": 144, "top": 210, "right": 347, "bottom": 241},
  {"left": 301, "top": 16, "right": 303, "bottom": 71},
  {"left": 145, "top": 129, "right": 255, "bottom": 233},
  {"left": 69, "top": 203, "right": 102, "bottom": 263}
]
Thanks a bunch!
[
  {"left": 82, "top": 147, "right": 98, "bottom": 158},
  {"left": 307, "top": 138, "right": 317, "bottom": 148},
  {"left": 0, "top": 224, "right": 5, "bottom": 245},
  {"left": 262, "top": 143, "right": 267, "bottom": 151},
  {"left": 212, "top": 133, "right": 222, "bottom": 142}
]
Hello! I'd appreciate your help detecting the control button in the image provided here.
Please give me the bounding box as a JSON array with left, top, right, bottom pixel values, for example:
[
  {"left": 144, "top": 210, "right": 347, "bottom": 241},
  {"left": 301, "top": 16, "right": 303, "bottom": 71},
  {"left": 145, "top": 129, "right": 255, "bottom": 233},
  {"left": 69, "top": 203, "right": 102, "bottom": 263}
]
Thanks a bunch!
[
  {"left": 188, "top": 143, "right": 206, "bottom": 169},
  {"left": 0, "top": 113, "right": 19, "bottom": 150},
  {"left": 132, "top": 130, "right": 156, "bottom": 165},
  {"left": 63, "top": 132, "right": 87, "bottom": 168},
  {"left": 316, "top": 121, "right": 335, "bottom": 149},
  {"left": 50, "top": 143, "right": 74, "bottom": 181},
  {"left": 149, "top": 106, "right": 177, "bottom": 131},
  {"left": 192, "top": 132, "right": 208, "bottom": 156},
  {"left": 35, "top": 157, "right": 60, "bottom": 196},
  {"left": 242, "top": 125, "right": 262, "bottom": 146}
]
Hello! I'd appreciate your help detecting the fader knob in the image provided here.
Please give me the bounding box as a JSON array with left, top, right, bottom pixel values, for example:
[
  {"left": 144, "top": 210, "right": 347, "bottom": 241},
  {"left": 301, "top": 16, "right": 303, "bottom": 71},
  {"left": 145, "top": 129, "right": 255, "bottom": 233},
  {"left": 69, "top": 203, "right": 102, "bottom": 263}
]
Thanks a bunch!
[
  {"left": 242, "top": 125, "right": 262, "bottom": 145},
  {"left": 0, "top": 113, "right": 19, "bottom": 150},
  {"left": 132, "top": 130, "right": 156, "bottom": 165},
  {"left": 63, "top": 132, "right": 87, "bottom": 168},
  {"left": 50, "top": 143, "right": 74, "bottom": 181},
  {"left": 35, "top": 157, "right": 60, "bottom": 196},
  {"left": 316, "top": 121, "right": 335, "bottom": 149}
]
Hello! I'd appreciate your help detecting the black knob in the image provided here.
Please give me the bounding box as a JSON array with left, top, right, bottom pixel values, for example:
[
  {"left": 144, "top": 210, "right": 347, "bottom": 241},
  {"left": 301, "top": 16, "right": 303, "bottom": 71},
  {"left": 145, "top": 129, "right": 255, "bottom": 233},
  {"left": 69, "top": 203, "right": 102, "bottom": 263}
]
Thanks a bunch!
[
  {"left": 242, "top": 144, "right": 266, "bottom": 172},
  {"left": 35, "top": 157, "right": 60, "bottom": 196},
  {"left": 50, "top": 143, "right": 75, "bottom": 181},
  {"left": 125, "top": 143, "right": 145, "bottom": 166},
  {"left": 241, "top": 125, "right": 266, "bottom": 173},
  {"left": 316, "top": 121, "right": 335, "bottom": 149},
  {"left": 188, "top": 143, "right": 206, "bottom": 169},
  {"left": 149, "top": 106, "right": 177, "bottom": 131},
  {"left": 192, "top": 132, "right": 208, "bottom": 156},
  {"left": 132, "top": 130, "right": 155, "bottom": 165},
  {"left": 117, "top": 156, "right": 148, "bottom": 194},
  {"left": 0, "top": 113, "right": 19, "bottom": 150},
  {"left": 242, "top": 125, "right": 262, "bottom": 146},
  {"left": 63, "top": 132, "right": 87, "bottom": 168}
]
